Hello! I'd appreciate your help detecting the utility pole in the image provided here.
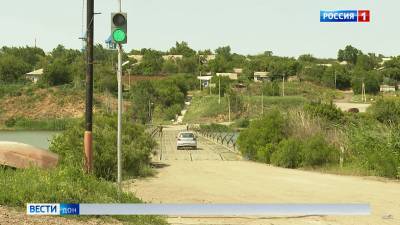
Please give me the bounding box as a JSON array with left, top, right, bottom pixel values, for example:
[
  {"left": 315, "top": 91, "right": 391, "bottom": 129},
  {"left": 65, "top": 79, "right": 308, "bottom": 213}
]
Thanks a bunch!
[
  {"left": 218, "top": 76, "right": 221, "bottom": 104},
  {"left": 228, "top": 95, "right": 231, "bottom": 123},
  {"left": 282, "top": 75, "right": 285, "bottom": 97},
  {"left": 361, "top": 80, "right": 366, "bottom": 103},
  {"left": 84, "top": 0, "right": 94, "bottom": 173},
  {"left": 261, "top": 90, "right": 264, "bottom": 115},
  {"left": 209, "top": 80, "right": 212, "bottom": 95},
  {"left": 117, "top": 0, "right": 123, "bottom": 186},
  {"left": 334, "top": 71, "right": 337, "bottom": 89},
  {"left": 127, "top": 68, "right": 131, "bottom": 89}
]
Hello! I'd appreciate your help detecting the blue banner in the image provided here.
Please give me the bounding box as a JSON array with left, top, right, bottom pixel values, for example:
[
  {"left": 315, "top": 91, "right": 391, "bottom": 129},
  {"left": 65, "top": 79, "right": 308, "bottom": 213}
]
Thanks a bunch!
[{"left": 320, "top": 10, "right": 358, "bottom": 22}]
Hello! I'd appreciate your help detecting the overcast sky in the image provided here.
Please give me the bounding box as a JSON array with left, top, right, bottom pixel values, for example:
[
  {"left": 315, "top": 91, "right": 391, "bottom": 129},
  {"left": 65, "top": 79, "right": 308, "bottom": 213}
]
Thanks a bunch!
[{"left": 0, "top": 0, "right": 399, "bottom": 58}]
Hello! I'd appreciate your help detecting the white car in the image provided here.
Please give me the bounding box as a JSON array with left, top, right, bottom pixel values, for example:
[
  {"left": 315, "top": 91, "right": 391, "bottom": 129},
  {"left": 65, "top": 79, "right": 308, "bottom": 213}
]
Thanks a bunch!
[{"left": 176, "top": 132, "right": 197, "bottom": 150}]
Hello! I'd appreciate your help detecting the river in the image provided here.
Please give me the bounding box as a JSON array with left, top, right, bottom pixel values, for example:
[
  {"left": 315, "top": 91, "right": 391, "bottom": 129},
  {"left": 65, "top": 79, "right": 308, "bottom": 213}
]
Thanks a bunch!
[{"left": 0, "top": 131, "right": 60, "bottom": 150}]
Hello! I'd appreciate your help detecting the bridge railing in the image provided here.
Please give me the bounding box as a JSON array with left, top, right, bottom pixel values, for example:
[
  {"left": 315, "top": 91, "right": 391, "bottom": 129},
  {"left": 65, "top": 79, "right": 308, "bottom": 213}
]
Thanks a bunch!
[{"left": 190, "top": 124, "right": 239, "bottom": 151}]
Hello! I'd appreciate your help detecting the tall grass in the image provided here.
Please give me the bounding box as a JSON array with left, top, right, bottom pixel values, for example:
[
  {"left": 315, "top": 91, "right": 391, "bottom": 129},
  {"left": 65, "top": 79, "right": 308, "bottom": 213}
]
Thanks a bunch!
[
  {"left": 5, "top": 117, "right": 76, "bottom": 131},
  {"left": 0, "top": 166, "right": 167, "bottom": 225}
]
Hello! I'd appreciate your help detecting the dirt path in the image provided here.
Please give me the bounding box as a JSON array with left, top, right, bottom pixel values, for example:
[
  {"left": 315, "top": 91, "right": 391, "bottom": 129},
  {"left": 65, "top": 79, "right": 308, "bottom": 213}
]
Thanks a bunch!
[
  {"left": 124, "top": 125, "right": 400, "bottom": 225},
  {"left": 333, "top": 90, "right": 371, "bottom": 112}
]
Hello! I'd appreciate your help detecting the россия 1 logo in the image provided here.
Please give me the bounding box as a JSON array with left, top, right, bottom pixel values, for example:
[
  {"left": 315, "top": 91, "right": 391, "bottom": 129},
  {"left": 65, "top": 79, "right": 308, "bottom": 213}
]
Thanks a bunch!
[{"left": 320, "top": 10, "right": 370, "bottom": 22}]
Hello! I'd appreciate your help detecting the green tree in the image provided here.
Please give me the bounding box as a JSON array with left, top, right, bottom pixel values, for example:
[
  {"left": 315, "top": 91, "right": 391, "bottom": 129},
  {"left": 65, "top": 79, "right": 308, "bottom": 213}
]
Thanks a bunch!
[
  {"left": 237, "top": 110, "right": 287, "bottom": 160},
  {"left": 168, "top": 41, "right": 196, "bottom": 57},
  {"left": 351, "top": 70, "right": 380, "bottom": 94},
  {"left": 42, "top": 58, "right": 73, "bottom": 86},
  {"left": 0, "top": 54, "right": 30, "bottom": 83},
  {"left": 338, "top": 45, "right": 362, "bottom": 64}
]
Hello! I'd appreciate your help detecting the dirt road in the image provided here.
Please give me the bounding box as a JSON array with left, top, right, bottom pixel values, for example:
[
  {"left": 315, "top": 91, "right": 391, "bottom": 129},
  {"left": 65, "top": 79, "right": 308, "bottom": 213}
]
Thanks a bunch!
[{"left": 125, "top": 125, "right": 400, "bottom": 225}]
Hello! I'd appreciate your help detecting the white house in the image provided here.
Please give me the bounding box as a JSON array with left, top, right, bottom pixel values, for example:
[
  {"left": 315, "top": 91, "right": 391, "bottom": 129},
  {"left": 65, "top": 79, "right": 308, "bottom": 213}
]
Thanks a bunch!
[
  {"left": 128, "top": 55, "right": 143, "bottom": 63},
  {"left": 199, "top": 54, "right": 216, "bottom": 62},
  {"left": 253, "top": 71, "right": 270, "bottom": 82},
  {"left": 317, "top": 63, "right": 332, "bottom": 67},
  {"left": 25, "top": 68, "right": 44, "bottom": 83},
  {"left": 380, "top": 85, "right": 396, "bottom": 92},
  {"left": 380, "top": 58, "right": 392, "bottom": 65},
  {"left": 233, "top": 68, "right": 243, "bottom": 74},
  {"left": 162, "top": 55, "right": 183, "bottom": 61},
  {"left": 216, "top": 73, "right": 238, "bottom": 80}
]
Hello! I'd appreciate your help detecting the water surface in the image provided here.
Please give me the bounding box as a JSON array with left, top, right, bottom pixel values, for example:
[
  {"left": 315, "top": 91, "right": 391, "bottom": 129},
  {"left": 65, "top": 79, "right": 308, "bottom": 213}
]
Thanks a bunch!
[{"left": 0, "top": 131, "right": 60, "bottom": 150}]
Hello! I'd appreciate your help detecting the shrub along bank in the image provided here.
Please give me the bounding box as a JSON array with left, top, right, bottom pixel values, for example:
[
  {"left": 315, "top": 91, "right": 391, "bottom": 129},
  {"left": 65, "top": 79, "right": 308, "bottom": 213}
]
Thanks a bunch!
[
  {"left": 0, "top": 113, "right": 166, "bottom": 224},
  {"left": 237, "top": 101, "right": 400, "bottom": 179}
]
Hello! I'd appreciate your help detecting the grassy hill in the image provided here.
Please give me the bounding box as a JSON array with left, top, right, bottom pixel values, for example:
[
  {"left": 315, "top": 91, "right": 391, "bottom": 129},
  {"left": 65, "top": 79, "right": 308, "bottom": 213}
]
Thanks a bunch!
[
  {"left": 0, "top": 84, "right": 126, "bottom": 130},
  {"left": 184, "top": 81, "right": 342, "bottom": 124}
]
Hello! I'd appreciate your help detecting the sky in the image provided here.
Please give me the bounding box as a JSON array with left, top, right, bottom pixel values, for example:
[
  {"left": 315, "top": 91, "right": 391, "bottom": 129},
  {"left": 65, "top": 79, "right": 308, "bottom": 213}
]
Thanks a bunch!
[{"left": 0, "top": 0, "right": 399, "bottom": 58}]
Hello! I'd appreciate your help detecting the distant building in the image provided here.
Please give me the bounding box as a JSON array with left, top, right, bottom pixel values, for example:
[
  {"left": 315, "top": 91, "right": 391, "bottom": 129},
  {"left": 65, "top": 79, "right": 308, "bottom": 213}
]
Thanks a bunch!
[
  {"left": 216, "top": 73, "right": 238, "bottom": 80},
  {"left": 162, "top": 55, "right": 183, "bottom": 61},
  {"left": 380, "top": 57, "right": 392, "bottom": 65},
  {"left": 25, "top": 68, "right": 44, "bottom": 84},
  {"left": 233, "top": 68, "right": 243, "bottom": 74},
  {"left": 197, "top": 76, "right": 213, "bottom": 88},
  {"left": 253, "top": 71, "right": 270, "bottom": 82},
  {"left": 199, "top": 54, "right": 216, "bottom": 61},
  {"left": 128, "top": 55, "right": 143, "bottom": 63},
  {"left": 380, "top": 85, "right": 396, "bottom": 92},
  {"left": 317, "top": 63, "right": 332, "bottom": 67},
  {"left": 287, "top": 76, "right": 299, "bottom": 82}
]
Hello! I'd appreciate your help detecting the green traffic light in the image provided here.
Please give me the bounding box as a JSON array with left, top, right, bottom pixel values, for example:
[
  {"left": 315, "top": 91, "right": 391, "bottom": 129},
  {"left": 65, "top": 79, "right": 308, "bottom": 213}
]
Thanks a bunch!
[{"left": 112, "top": 28, "right": 126, "bottom": 43}]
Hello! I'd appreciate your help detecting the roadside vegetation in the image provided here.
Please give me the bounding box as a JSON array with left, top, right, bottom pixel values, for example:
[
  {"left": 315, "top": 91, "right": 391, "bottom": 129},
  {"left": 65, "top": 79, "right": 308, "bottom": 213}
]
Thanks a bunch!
[
  {"left": 237, "top": 101, "right": 400, "bottom": 179},
  {"left": 0, "top": 113, "right": 167, "bottom": 224}
]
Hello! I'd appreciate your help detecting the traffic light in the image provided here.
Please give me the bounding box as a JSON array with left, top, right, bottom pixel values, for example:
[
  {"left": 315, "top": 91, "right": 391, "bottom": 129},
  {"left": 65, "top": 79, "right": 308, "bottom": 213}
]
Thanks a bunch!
[{"left": 111, "top": 12, "right": 127, "bottom": 44}]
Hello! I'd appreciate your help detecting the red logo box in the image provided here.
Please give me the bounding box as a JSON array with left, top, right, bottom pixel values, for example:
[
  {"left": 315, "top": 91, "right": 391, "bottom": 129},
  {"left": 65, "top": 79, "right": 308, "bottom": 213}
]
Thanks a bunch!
[{"left": 358, "top": 10, "right": 370, "bottom": 22}]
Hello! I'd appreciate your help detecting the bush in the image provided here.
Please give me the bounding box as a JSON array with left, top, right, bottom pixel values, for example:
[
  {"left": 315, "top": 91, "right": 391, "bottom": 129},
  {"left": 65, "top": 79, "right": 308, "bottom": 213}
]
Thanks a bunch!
[
  {"left": 271, "top": 138, "right": 302, "bottom": 168},
  {"left": 235, "top": 118, "right": 250, "bottom": 128},
  {"left": 301, "top": 135, "right": 338, "bottom": 167},
  {"left": 50, "top": 114, "right": 156, "bottom": 181},
  {"left": 304, "top": 102, "right": 344, "bottom": 122},
  {"left": 369, "top": 98, "right": 400, "bottom": 125},
  {"left": 0, "top": 166, "right": 138, "bottom": 207},
  {"left": 237, "top": 110, "right": 286, "bottom": 160},
  {"left": 255, "top": 143, "right": 277, "bottom": 163},
  {"left": 347, "top": 125, "right": 400, "bottom": 178},
  {"left": 200, "top": 123, "right": 232, "bottom": 133},
  {"left": 0, "top": 167, "right": 167, "bottom": 225},
  {"left": 164, "top": 104, "right": 182, "bottom": 120}
]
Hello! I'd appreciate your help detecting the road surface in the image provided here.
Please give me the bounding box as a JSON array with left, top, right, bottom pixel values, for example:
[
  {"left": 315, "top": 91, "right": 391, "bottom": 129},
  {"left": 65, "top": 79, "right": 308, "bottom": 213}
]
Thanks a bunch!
[{"left": 124, "top": 125, "right": 400, "bottom": 225}]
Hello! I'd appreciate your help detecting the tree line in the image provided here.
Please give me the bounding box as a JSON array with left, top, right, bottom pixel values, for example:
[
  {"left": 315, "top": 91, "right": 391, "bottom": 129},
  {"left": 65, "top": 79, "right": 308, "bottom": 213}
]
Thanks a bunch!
[{"left": 1, "top": 43, "right": 400, "bottom": 95}]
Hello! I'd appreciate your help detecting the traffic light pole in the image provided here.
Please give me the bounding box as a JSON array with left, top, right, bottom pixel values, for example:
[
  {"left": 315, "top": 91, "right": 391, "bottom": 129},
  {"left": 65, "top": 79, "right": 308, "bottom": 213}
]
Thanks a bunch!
[
  {"left": 84, "top": 0, "right": 94, "bottom": 173},
  {"left": 117, "top": 0, "right": 123, "bottom": 186},
  {"left": 117, "top": 43, "right": 122, "bottom": 185}
]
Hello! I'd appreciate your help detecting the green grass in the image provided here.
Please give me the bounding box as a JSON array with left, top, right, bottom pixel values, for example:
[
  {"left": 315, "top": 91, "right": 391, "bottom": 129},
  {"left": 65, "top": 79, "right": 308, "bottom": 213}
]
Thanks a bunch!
[
  {"left": 184, "top": 95, "right": 229, "bottom": 123},
  {"left": 184, "top": 93, "right": 307, "bottom": 123},
  {"left": 3, "top": 117, "right": 77, "bottom": 131},
  {"left": 0, "top": 166, "right": 167, "bottom": 225}
]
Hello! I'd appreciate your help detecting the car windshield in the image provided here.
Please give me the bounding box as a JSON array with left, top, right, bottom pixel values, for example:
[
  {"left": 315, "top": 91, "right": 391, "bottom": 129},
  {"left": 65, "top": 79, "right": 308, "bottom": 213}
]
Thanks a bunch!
[{"left": 180, "top": 133, "right": 194, "bottom": 138}]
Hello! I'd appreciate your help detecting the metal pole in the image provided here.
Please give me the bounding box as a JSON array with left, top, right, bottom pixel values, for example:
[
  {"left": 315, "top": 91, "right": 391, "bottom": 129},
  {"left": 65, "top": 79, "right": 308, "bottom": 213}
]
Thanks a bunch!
[
  {"left": 334, "top": 71, "right": 337, "bottom": 89},
  {"left": 117, "top": 0, "right": 123, "bottom": 186},
  {"left": 209, "top": 80, "right": 212, "bottom": 95},
  {"left": 261, "top": 91, "right": 264, "bottom": 115},
  {"left": 228, "top": 95, "right": 231, "bottom": 123},
  {"left": 218, "top": 76, "right": 221, "bottom": 104},
  {"left": 128, "top": 69, "right": 131, "bottom": 89},
  {"left": 117, "top": 44, "right": 122, "bottom": 185},
  {"left": 84, "top": 0, "right": 94, "bottom": 173}
]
